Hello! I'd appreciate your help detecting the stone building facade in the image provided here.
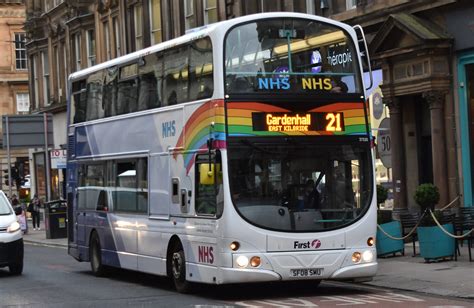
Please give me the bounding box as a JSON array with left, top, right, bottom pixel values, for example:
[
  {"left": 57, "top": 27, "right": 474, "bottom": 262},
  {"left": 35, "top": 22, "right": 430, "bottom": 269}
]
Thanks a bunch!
[
  {"left": 0, "top": 0, "right": 29, "bottom": 198},
  {"left": 341, "top": 0, "right": 472, "bottom": 212},
  {"left": 24, "top": 0, "right": 474, "bottom": 209}
]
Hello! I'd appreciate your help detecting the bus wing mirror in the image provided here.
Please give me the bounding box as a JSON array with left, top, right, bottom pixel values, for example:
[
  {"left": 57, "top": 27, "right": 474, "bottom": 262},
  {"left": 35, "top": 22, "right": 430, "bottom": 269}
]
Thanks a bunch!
[
  {"left": 200, "top": 164, "right": 215, "bottom": 185},
  {"left": 353, "top": 25, "right": 373, "bottom": 91},
  {"left": 199, "top": 163, "right": 222, "bottom": 185}
]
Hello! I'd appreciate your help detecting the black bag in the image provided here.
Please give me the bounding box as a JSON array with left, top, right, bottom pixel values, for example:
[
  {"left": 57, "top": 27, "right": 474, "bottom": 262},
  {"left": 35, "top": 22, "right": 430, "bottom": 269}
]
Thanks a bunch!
[{"left": 27, "top": 202, "right": 33, "bottom": 213}]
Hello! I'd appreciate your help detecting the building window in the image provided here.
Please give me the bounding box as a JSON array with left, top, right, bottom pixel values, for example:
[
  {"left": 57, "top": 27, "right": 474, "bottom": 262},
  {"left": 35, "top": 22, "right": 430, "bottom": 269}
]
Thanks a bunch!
[
  {"left": 31, "top": 55, "right": 39, "bottom": 109},
  {"left": 150, "top": 0, "right": 162, "bottom": 44},
  {"left": 203, "top": 0, "right": 218, "bottom": 25},
  {"left": 14, "top": 33, "right": 27, "bottom": 70},
  {"left": 86, "top": 29, "right": 96, "bottom": 67},
  {"left": 46, "top": 0, "right": 64, "bottom": 10},
  {"left": 104, "top": 21, "right": 111, "bottom": 61},
  {"left": 16, "top": 93, "right": 30, "bottom": 113},
  {"left": 41, "top": 51, "right": 50, "bottom": 106},
  {"left": 63, "top": 44, "right": 68, "bottom": 95},
  {"left": 346, "top": 0, "right": 357, "bottom": 10},
  {"left": 184, "top": 0, "right": 195, "bottom": 30},
  {"left": 257, "top": 0, "right": 276, "bottom": 12},
  {"left": 293, "top": 0, "right": 307, "bottom": 12},
  {"left": 306, "top": 0, "right": 316, "bottom": 13},
  {"left": 113, "top": 17, "right": 121, "bottom": 57},
  {"left": 74, "top": 33, "right": 82, "bottom": 71},
  {"left": 45, "top": 0, "right": 52, "bottom": 11},
  {"left": 54, "top": 45, "right": 61, "bottom": 99},
  {"left": 134, "top": 4, "right": 144, "bottom": 50}
]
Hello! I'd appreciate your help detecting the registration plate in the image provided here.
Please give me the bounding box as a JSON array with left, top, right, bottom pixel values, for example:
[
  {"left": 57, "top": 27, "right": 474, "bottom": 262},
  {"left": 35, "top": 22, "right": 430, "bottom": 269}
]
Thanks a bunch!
[{"left": 290, "top": 268, "right": 324, "bottom": 277}]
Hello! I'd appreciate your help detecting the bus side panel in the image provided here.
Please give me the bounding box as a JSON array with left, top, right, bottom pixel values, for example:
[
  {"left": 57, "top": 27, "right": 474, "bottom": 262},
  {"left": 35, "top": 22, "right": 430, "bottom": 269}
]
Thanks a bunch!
[
  {"left": 159, "top": 229, "right": 220, "bottom": 284},
  {"left": 67, "top": 161, "right": 79, "bottom": 259},
  {"left": 107, "top": 213, "right": 138, "bottom": 270},
  {"left": 185, "top": 234, "right": 219, "bottom": 284},
  {"left": 95, "top": 211, "right": 121, "bottom": 268},
  {"left": 137, "top": 228, "right": 167, "bottom": 275}
]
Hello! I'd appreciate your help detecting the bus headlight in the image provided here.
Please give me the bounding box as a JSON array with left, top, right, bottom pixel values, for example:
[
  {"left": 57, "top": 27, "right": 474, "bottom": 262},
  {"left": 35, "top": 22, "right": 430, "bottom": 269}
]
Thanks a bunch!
[
  {"left": 362, "top": 250, "right": 374, "bottom": 263},
  {"left": 236, "top": 255, "right": 249, "bottom": 268}
]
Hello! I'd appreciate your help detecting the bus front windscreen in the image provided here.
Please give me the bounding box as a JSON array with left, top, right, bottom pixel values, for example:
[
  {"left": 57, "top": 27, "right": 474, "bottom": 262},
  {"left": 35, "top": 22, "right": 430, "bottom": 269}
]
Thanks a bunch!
[
  {"left": 228, "top": 140, "right": 373, "bottom": 232},
  {"left": 225, "top": 18, "right": 362, "bottom": 96}
]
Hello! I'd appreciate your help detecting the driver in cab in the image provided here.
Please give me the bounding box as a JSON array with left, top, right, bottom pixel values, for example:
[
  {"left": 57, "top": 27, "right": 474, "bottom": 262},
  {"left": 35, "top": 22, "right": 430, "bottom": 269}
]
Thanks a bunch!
[{"left": 299, "top": 179, "right": 320, "bottom": 210}]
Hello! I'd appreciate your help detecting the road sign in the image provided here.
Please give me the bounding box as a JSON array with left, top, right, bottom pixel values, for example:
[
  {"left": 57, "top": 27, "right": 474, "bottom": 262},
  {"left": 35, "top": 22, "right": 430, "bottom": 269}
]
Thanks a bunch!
[
  {"left": 377, "top": 118, "right": 391, "bottom": 168},
  {"left": 2, "top": 114, "right": 53, "bottom": 148},
  {"left": 2, "top": 114, "right": 54, "bottom": 200}
]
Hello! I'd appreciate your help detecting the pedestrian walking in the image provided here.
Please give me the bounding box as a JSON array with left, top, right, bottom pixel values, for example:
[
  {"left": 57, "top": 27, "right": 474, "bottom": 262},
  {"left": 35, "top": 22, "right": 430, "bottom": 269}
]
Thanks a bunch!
[
  {"left": 28, "top": 194, "right": 42, "bottom": 231},
  {"left": 11, "top": 194, "right": 19, "bottom": 206}
]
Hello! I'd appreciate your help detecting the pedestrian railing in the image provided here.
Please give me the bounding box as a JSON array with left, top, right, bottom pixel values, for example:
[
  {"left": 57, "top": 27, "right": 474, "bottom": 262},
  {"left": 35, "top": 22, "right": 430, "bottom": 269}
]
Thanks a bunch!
[{"left": 376, "top": 195, "right": 474, "bottom": 261}]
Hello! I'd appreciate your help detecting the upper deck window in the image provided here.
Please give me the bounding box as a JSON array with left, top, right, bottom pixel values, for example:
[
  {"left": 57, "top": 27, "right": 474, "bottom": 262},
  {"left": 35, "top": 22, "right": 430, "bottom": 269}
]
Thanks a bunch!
[
  {"left": 70, "top": 37, "right": 213, "bottom": 124},
  {"left": 225, "top": 18, "right": 362, "bottom": 96}
]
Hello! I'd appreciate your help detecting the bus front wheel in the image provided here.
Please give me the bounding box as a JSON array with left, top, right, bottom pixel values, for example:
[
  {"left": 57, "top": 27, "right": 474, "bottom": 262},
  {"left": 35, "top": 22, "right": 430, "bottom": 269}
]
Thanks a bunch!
[
  {"left": 90, "top": 232, "right": 107, "bottom": 277},
  {"left": 170, "top": 243, "right": 191, "bottom": 293}
]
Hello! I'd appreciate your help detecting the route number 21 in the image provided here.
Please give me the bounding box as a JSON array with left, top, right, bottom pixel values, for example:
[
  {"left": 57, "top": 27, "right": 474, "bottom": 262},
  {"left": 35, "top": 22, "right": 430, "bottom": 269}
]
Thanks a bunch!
[{"left": 326, "top": 113, "right": 342, "bottom": 132}]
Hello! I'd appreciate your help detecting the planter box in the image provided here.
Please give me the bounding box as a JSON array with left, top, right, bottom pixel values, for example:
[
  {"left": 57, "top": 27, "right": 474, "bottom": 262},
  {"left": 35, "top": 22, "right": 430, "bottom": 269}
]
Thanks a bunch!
[
  {"left": 417, "top": 224, "right": 455, "bottom": 262},
  {"left": 376, "top": 221, "right": 404, "bottom": 257}
]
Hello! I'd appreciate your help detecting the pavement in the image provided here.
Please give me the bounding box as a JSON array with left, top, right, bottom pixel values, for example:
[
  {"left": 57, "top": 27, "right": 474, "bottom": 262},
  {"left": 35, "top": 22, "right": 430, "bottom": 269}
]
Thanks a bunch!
[{"left": 21, "top": 218, "right": 474, "bottom": 300}]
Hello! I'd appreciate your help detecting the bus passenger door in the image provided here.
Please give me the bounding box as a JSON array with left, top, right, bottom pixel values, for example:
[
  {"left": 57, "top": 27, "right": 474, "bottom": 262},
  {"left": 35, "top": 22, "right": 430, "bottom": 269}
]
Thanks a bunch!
[
  {"left": 138, "top": 154, "right": 169, "bottom": 275},
  {"left": 149, "top": 154, "right": 170, "bottom": 218}
]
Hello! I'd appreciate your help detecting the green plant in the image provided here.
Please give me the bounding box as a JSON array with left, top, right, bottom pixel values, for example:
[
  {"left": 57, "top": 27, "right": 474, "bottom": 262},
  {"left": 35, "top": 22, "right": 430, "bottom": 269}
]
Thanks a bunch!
[
  {"left": 414, "top": 183, "right": 440, "bottom": 226},
  {"left": 414, "top": 183, "right": 440, "bottom": 212},
  {"left": 376, "top": 184, "right": 388, "bottom": 208}
]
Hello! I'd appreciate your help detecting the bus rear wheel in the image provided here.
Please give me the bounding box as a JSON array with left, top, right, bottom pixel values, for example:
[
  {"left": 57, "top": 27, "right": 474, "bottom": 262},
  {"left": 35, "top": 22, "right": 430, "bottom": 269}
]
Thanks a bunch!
[
  {"left": 170, "top": 243, "right": 191, "bottom": 293},
  {"left": 90, "top": 232, "right": 107, "bottom": 277}
]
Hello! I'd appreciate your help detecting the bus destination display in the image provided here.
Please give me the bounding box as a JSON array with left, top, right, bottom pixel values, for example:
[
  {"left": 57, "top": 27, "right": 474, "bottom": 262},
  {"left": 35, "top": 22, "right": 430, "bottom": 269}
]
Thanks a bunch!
[{"left": 252, "top": 112, "right": 345, "bottom": 132}]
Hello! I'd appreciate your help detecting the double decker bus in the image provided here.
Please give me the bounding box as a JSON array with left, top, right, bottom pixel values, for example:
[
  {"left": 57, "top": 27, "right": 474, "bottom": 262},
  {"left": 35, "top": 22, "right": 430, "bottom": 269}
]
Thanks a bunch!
[{"left": 67, "top": 12, "right": 376, "bottom": 292}]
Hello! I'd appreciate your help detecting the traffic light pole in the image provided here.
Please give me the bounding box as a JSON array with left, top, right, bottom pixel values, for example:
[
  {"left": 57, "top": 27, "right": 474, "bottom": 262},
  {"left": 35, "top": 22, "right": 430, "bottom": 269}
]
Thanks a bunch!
[{"left": 5, "top": 116, "right": 12, "bottom": 198}]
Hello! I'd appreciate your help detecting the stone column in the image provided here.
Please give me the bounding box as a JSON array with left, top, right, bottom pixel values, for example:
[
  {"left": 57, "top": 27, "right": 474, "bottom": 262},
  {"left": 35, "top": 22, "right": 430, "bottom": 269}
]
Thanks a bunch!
[
  {"left": 385, "top": 97, "right": 407, "bottom": 212},
  {"left": 444, "top": 92, "right": 459, "bottom": 205},
  {"left": 423, "top": 91, "right": 448, "bottom": 208}
]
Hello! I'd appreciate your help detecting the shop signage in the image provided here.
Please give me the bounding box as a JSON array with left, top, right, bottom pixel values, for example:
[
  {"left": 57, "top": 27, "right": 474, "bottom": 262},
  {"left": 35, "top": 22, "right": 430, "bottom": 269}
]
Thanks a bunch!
[{"left": 50, "top": 149, "right": 67, "bottom": 169}]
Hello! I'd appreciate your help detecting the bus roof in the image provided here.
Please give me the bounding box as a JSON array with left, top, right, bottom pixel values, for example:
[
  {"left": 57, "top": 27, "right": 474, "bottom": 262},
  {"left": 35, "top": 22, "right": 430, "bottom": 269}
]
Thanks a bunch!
[{"left": 68, "top": 12, "right": 355, "bottom": 82}]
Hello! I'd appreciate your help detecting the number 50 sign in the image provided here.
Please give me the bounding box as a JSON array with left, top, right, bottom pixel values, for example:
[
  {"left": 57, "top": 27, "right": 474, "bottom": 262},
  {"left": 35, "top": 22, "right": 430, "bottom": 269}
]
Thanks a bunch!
[{"left": 377, "top": 118, "right": 391, "bottom": 168}]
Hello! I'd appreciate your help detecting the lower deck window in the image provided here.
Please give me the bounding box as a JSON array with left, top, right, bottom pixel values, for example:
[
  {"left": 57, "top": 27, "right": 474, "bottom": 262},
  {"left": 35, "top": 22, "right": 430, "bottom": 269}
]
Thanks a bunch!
[{"left": 76, "top": 157, "right": 148, "bottom": 213}]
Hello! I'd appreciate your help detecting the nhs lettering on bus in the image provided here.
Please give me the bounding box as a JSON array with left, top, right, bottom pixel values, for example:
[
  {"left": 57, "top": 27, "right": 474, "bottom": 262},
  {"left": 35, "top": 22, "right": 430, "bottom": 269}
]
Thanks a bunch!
[
  {"left": 198, "top": 246, "right": 214, "bottom": 264},
  {"left": 162, "top": 120, "right": 176, "bottom": 138},
  {"left": 258, "top": 78, "right": 290, "bottom": 90}
]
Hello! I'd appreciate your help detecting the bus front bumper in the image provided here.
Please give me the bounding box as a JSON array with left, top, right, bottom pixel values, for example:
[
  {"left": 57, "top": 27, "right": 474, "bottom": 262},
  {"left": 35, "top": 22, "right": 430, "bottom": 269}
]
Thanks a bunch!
[
  {"left": 216, "top": 261, "right": 377, "bottom": 284},
  {"left": 329, "top": 262, "right": 377, "bottom": 281},
  {"left": 216, "top": 248, "right": 378, "bottom": 284},
  {"left": 218, "top": 267, "right": 282, "bottom": 284}
]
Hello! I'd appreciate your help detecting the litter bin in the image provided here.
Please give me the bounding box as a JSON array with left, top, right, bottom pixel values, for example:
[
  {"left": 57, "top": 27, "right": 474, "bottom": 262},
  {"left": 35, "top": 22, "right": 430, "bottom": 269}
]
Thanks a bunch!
[{"left": 44, "top": 200, "right": 67, "bottom": 239}]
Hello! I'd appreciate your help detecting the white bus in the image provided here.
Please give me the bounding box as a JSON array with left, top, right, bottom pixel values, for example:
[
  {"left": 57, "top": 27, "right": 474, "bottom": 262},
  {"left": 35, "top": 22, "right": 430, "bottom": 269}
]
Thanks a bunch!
[{"left": 67, "top": 12, "right": 377, "bottom": 292}]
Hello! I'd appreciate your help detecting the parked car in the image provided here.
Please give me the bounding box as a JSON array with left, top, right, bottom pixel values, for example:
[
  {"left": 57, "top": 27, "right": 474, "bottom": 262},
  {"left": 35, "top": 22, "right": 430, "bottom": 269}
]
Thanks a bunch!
[{"left": 0, "top": 190, "right": 23, "bottom": 275}]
